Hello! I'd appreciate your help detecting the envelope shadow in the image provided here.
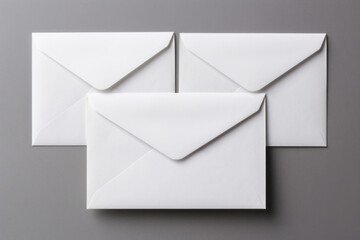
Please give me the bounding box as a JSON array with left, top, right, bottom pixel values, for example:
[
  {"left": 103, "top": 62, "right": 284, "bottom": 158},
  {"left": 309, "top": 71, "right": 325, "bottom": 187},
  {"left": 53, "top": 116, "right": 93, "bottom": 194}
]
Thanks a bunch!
[{"left": 92, "top": 148, "right": 276, "bottom": 220}]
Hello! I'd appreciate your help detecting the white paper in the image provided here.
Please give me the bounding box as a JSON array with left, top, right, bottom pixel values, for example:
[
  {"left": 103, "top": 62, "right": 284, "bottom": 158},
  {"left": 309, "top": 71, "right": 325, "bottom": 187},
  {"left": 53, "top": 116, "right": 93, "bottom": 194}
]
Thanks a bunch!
[
  {"left": 179, "top": 33, "right": 327, "bottom": 147},
  {"left": 86, "top": 93, "right": 266, "bottom": 209},
  {"left": 32, "top": 32, "right": 175, "bottom": 145}
]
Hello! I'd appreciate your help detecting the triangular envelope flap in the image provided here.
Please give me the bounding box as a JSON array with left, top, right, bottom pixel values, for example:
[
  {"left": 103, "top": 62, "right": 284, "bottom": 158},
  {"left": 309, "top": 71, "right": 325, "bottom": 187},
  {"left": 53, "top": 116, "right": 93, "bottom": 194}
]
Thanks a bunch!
[
  {"left": 181, "top": 33, "right": 326, "bottom": 91},
  {"left": 33, "top": 32, "right": 173, "bottom": 90},
  {"left": 88, "top": 93, "right": 265, "bottom": 160}
]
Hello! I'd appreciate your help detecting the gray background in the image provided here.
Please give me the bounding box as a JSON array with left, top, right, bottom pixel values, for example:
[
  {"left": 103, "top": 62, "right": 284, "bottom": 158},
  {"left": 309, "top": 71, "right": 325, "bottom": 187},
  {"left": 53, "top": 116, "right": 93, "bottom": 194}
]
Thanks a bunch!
[{"left": 0, "top": 0, "right": 359, "bottom": 239}]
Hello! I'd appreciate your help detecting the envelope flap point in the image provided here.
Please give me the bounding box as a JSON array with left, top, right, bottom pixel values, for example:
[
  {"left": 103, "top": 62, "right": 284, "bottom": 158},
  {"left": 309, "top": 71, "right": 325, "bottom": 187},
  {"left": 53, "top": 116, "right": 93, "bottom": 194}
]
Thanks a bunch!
[
  {"left": 181, "top": 33, "right": 326, "bottom": 91},
  {"left": 88, "top": 93, "right": 265, "bottom": 160},
  {"left": 33, "top": 32, "right": 174, "bottom": 90}
]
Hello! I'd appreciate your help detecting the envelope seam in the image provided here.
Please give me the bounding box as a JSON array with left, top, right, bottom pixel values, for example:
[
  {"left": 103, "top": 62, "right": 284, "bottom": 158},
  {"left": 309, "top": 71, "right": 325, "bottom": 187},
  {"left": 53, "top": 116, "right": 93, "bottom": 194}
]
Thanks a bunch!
[
  {"left": 184, "top": 37, "right": 325, "bottom": 92},
  {"left": 37, "top": 35, "right": 173, "bottom": 90},
  {"left": 103, "top": 39, "right": 174, "bottom": 91},
  {"left": 88, "top": 106, "right": 159, "bottom": 153},
  {"left": 186, "top": 49, "right": 245, "bottom": 90},
  {"left": 33, "top": 94, "right": 91, "bottom": 143},
  {"left": 89, "top": 96, "right": 265, "bottom": 160},
  {"left": 255, "top": 191, "right": 265, "bottom": 208},
  {"left": 39, "top": 50, "right": 95, "bottom": 88},
  {"left": 88, "top": 149, "right": 154, "bottom": 208},
  {"left": 319, "top": 130, "right": 327, "bottom": 146},
  {"left": 233, "top": 87, "right": 246, "bottom": 92}
]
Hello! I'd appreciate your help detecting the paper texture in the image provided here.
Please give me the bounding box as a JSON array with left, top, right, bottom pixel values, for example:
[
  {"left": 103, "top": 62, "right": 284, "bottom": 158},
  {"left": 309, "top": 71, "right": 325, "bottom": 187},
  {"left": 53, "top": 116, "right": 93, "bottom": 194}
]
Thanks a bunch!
[
  {"left": 32, "top": 32, "right": 175, "bottom": 145},
  {"left": 179, "top": 33, "right": 327, "bottom": 146},
  {"left": 86, "top": 93, "right": 266, "bottom": 209}
]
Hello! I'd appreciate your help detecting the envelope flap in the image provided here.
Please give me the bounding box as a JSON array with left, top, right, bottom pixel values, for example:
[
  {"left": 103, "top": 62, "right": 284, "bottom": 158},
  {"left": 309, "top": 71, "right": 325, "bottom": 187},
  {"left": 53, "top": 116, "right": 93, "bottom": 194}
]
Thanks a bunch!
[
  {"left": 88, "top": 93, "right": 265, "bottom": 160},
  {"left": 33, "top": 32, "right": 173, "bottom": 90},
  {"left": 181, "top": 33, "right": 326, "bottom": 91}
]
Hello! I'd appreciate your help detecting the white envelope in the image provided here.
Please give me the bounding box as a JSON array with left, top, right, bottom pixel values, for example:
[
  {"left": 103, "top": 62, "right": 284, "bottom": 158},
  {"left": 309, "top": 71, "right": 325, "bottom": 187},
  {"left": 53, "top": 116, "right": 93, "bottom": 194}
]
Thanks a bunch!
[
  {"left": 86, "top": 93, "right": 266, "bottom": 209},
  {"left": 32, "top": 32, "right": 175, "bottom": 146},
  {"left": 179, "top": 33, "right": 327, "bottom": 147}
]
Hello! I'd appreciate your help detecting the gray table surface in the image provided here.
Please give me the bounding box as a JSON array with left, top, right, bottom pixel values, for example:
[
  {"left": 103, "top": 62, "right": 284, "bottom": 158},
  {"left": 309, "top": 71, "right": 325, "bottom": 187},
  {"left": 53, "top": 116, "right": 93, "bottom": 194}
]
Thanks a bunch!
[{"left": 1, "top": 0, "right": 359, "bottom": 239}]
